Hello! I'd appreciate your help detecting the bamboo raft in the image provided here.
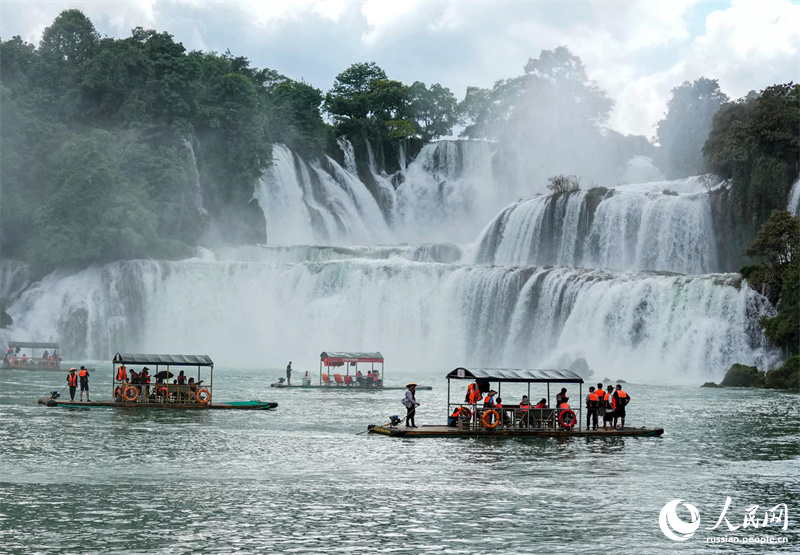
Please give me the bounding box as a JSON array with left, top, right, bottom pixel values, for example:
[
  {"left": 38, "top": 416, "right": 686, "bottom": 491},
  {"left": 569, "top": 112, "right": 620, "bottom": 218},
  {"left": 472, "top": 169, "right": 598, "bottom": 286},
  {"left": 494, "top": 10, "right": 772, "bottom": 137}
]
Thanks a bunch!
[
  {"left": 47, "top": 399, "right": 277, "bottom": 410},
  {"left": 367, "top": 424, "right": 664, "bottom": 438},
  {"left": 270, "top": 382, "right": 431, "bottom": 391}
]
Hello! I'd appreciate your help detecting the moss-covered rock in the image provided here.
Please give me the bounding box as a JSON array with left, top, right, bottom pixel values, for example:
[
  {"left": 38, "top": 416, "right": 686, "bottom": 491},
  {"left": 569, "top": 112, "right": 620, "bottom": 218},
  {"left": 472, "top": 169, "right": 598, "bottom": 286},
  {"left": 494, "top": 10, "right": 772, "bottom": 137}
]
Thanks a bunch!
[
  {"left": 720, "top": 363, "right": 765, "bottom": 387},
  {"left": 765, "top": 356, "right": 800, "bottom": 391},
  {"left": 701, "top": 381, "right": 720, "bottom": 388}
]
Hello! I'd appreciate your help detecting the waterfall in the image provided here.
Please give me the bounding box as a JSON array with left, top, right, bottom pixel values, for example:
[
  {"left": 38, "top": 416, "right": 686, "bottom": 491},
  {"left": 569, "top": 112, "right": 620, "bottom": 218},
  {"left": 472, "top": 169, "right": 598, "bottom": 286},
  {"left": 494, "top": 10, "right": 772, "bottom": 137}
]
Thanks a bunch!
[
  {"left": 477, "top": 177, "right": 721, "bottom": 274},
  {"left": 253, "top": 144, "right": 390, "bottom": 245},
  {"left": 788, "top": 177, "right": 800, "bottom": 216},
  {"left": 182, "top": 138, "right": 208, "bottom": 215},
  {"left": 7, "top": 256, "right": 780, "bottom": 381}
]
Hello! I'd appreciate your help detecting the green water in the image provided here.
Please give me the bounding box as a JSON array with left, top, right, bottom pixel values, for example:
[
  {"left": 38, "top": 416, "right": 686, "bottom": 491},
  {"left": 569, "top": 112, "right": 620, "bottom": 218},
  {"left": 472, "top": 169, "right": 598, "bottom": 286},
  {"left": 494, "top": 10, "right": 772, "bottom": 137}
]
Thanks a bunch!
[{"left": 1, "top": 367, "right": 798, "bottom": 554}]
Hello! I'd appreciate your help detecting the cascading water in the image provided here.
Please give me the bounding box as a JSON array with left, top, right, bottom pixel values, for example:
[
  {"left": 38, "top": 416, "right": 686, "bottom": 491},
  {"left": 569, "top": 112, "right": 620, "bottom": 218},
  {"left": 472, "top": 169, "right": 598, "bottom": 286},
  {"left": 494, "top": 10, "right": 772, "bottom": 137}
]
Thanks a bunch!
[
  {"left": 3, "top": 140, "right": 782, "bottom": 382},
  {"left": 477, "top": 177, "right": 721, "bottom": 274},
  {"left": 6, "top": 256, "right": 780, "bottom": 381},
  {"left": 788, "top": 177, "right": 800, "bottom": 216}
]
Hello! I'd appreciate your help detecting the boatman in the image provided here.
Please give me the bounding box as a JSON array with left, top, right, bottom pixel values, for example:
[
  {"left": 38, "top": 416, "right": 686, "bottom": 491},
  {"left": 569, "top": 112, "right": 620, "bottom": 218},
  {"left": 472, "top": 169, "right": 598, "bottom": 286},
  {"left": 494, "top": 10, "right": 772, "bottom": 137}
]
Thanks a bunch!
[
  {"left": 67, "top": 368, "right": 78, "bottom": 401},
  {"left": 286, "top": 361, "right": 292, "bottom": 385},
  {"left": 78, "top": 366, "right": 90, "bottom": 402}
]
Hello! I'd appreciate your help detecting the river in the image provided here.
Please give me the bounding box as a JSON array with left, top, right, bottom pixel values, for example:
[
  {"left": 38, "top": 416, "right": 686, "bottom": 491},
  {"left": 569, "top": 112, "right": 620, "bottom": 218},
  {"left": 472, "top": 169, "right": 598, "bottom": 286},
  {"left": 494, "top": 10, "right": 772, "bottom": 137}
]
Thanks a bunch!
[{"left": 1, "top": 367, "right": 797, "bottom": 554}]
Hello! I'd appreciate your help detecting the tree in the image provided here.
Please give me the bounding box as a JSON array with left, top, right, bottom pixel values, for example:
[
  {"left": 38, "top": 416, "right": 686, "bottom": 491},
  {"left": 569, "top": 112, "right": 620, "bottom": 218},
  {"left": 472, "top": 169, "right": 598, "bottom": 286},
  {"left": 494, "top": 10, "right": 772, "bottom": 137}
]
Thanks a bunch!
[
  {"left": 407, "top": 81, "right": 460, "bottom": 141},
  {"left": 741, "top": 210, "right": 800, "bottom": 355},
  {"left": 39, "top": 9, "right": 99, "bottom": 66},
  {"left": 703, "top": 83, "right": 799, "bottom": 226},
  {"left": 655, "top": 77, "right": 729, "bottom": 178}
]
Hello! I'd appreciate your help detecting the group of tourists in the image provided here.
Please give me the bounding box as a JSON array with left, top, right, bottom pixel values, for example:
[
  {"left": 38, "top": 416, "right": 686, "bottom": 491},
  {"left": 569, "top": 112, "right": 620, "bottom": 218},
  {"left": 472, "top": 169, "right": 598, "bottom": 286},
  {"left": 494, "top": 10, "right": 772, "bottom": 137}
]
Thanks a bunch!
[
  {"left": 65, "top": 366, "right": 90, "bottom": 401},
  {"left": 113, "top": 366, "right": 207, "bottom": 404},
  {"left": 3, "top": 347, "right": 61, "bottom": 369},
  {"left": 450, "top": 381, "right": 631, "bottom": 430}
]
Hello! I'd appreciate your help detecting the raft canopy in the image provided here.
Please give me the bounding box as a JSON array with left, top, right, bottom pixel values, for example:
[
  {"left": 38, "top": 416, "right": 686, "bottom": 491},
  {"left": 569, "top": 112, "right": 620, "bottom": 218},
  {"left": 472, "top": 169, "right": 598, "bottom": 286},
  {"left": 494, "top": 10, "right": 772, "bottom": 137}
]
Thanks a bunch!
[
  {"left": 447, "top": 367, "right": 584, "bottom": 384},
  {"left": 113, "top": 353, "right": 214, "bottom": 367},
  {"left": 320, "top": 351, "right": 383, "bottom": 365},
  {"left": 9, "top": 341, "right": 59, "bottom": 349}
]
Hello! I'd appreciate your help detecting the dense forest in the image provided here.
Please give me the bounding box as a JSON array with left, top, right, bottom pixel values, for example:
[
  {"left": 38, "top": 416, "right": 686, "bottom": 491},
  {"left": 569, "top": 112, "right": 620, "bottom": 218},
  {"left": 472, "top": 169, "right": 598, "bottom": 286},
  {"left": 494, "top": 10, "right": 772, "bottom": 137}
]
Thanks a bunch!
[{"left": 0, "top": 9, "right": 797, "bottom": 278}]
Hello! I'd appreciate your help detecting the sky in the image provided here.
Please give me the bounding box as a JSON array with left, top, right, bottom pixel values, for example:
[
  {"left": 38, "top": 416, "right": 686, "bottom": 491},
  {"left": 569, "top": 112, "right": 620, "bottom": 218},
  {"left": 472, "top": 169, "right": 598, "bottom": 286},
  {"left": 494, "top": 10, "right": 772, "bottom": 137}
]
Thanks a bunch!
[{"left": 1, "top": 0, "right": 798, "bottom": 138}]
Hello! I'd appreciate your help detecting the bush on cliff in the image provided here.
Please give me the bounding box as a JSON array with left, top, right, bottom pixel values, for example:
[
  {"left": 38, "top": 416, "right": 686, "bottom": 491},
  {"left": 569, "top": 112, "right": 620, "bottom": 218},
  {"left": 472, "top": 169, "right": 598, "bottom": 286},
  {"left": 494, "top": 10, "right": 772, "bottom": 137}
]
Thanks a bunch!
[
  {"left": 720, "top": 363, "right": 765, "bottom": 387},
  {"left": 765, "top": 356, "right": 799, "bottom": 391}
]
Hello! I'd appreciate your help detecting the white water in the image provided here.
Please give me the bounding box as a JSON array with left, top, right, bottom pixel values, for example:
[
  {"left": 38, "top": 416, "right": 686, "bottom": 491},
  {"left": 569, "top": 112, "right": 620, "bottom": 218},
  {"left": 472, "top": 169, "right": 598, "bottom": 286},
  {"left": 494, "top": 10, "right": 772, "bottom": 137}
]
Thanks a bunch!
[
  {"left": 477, "top": 177, "right": 721, "bottom": 274},
  {"left": 3, "top": 140, "right": 783, "bottom": 383},
  {"left": 788, "top": 177, "right": 800, "bottom": 216},
  {"left": 6, "top": 256, "right": 780, "bottom": 381}
]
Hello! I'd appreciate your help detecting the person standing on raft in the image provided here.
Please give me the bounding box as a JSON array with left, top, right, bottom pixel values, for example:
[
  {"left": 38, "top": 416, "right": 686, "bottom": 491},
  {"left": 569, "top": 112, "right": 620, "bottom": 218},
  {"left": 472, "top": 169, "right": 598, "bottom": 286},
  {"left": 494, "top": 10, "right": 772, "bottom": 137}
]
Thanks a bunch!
[
  {"left": 66, "top": 368, "right": 78, "bottom": 401},
  {"left": 78, "top": 366, "right": 90, "bottom": 402},
  {"left": 402, "top": 382, "right": 420, "bottom": 428},
  {"left": 286, "top": 361, "right": 292, "bottom": 385}
]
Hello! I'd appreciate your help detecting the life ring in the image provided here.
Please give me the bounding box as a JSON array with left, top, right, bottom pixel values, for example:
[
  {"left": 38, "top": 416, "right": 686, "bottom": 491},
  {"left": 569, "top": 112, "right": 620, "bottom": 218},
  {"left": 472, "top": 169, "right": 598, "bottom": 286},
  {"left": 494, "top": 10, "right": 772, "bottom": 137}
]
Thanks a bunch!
[
  {"left": 122, "top": 385, "right": 139, "bottom": 402},
  {"left": 559, "top": 409, "right": 576, "bottom": 429},
  {"left": 482, "top": 409, "right": 500, "bottom": 429},
  {"left": 47, "top": 360, "right": 56, "bottom": 369},
  {"left": 12, "top": 358, "right": 21, "bottom": 368},
  {"left": 196, "top": 388, "right": 211, "bottom": 405},
  {"left": 459, "top": 407, "right": 472, "bottom": 420}
]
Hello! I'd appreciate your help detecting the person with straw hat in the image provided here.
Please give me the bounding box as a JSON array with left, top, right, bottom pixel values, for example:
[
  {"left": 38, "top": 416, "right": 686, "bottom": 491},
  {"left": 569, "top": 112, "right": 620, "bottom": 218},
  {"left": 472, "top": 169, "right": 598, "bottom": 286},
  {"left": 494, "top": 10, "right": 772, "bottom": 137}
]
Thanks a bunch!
[{"left": 402, "top": 382, "right": 420, "bottom": 428}]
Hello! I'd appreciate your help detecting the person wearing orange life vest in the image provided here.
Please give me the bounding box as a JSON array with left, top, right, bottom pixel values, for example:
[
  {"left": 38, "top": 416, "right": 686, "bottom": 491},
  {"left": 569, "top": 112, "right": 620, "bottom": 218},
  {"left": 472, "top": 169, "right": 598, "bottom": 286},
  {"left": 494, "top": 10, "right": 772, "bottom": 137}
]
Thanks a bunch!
[
  {"left": 483, "top": 390, "right": 497, "bottom": 407},
  {"left": 613, "top": 385, "right": 631, "bottom": 429},
  {"left": 595, "top": 383, "right": 606, "bottom": 425},
  {"left": 66, "top": 368, "right": 78, "bottom": 401},
  {"left": 116, "top": 365, "right": 128, "bottom": 382},
  {"left": 464, "top": 382, "right": 482, "bottom": 404},
  {"left": 517, "top": 395, "right": 531, "bottom": 426},
  {"left": 602, "top": 385, "right": 614, "bottom": 429},
  {"left": 78, "top": 366, "right": 90, "bottom": 402},
  {"left": 585, "top": 386, "right": 599, "bottom": 430},
  {"left": 21, "top": 354, "right": 27, "bottom": 367}
]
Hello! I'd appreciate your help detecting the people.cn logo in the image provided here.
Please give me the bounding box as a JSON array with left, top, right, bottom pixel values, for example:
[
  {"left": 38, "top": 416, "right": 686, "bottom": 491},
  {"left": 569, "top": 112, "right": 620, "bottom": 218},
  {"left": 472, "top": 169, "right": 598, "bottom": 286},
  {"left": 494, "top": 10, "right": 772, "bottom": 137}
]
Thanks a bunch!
[{"left": 660, "top": 500, "right": 701, "bottom": 541}]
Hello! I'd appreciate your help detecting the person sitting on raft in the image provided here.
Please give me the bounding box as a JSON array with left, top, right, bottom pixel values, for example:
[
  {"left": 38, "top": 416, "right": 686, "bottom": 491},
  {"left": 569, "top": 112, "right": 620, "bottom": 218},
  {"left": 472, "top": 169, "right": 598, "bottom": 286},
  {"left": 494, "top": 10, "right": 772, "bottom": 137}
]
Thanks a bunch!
[
  {"left": 534, "top": 398, "right": 547, "bottom": 408},
  {"left": 519, "top": 395, "right": 531, "bottom": 426}
]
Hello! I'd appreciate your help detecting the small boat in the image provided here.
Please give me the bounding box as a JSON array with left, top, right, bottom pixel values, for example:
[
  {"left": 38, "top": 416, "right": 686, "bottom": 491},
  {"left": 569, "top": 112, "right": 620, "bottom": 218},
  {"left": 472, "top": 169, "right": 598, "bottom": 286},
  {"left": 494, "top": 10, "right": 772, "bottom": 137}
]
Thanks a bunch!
[
  {"left": 270, "top": 351, "right": 432, "bottom": 390},
  {"left": 3, "top": 341, "right": 63, "bottom": 370},
  {"left": 366, "top": 367, "right": 663, "bottom": 438},
  {"left": 41, "top": 353, "right": 278, "bottom": 410}
]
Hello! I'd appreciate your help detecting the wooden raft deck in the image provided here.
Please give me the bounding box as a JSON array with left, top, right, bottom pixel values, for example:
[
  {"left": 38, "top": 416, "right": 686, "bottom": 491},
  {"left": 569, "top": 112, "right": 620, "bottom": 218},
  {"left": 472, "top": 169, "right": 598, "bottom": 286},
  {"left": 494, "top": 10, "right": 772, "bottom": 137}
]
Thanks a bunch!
[
  {"left": 270, "top": 383, "right": 432, "bottom": 391},
  {"left": 367, "top": 424, "right": 664, "bottom": 438},
  {"left": 51, "top": 400, "right": 278, "bottom": 410}
]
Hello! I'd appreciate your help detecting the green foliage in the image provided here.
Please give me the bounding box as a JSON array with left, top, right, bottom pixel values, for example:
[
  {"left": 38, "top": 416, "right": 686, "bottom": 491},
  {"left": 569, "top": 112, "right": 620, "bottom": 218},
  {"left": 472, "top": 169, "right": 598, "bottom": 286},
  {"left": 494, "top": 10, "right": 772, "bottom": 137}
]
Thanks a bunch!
[
  {"left": 720, "top": 363, "right": 765, "bottom": 387},
  {"left": 655, "top": 78, "right": 728, "bottom": 178},
  {"left": 764, "top": 356, "right": 799, "bottom": 390},
  {"left": 704, "top": 83, "right": 799, "bottom": 226},
  {"left": 407, "top": 81, "right": 460, "bottom": 141},
  {"left": 742, "top": 210, "right": 800, "bottom": 355}
]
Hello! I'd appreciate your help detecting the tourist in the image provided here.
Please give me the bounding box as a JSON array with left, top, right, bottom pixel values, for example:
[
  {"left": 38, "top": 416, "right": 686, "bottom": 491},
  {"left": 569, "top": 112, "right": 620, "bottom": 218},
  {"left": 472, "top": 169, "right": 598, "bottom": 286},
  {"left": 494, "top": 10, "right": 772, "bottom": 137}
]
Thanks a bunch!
[
  {"left": 613, "top": 385, "right": 630, "bottom": 429},
  {"left": 483, "top": 389, "right": 497, "bottom": 407},
  {"left": 604, "top": 385, "right": 615, "bottom": 429},
  {"left": 585, "top": 386, "right": 599, "bottom": 430},
  {"left": 285, "top": 361, "right": 292, "bottom": 385},
  {"left": 177, "top": 370, "right": 186, "bottom": 385},
  {"left": 141, "top": 367, "right": 151, "bottom": 398},
  {"left": 465, "top": 381, "right": 481, "bottom": 404},
  {"left": 556, "top": 387, "right": 568, "bottom": 408},
  {"left": 534, "top": 398, "right": 547, "bottom": 408},
  {"left": 78, "top": 366, "right": 90, "bottom": 402},
  {"left": 66, "top": 368, "right": 78, "bottom": 401},
  {"left": 402, "top": 382, "right": 420, "bottom": 428}
]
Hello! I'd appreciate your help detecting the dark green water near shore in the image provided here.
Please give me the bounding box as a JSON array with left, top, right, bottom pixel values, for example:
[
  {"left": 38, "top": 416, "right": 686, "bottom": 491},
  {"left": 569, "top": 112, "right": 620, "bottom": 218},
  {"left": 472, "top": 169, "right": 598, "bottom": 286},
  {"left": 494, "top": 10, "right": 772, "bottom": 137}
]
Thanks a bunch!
[{"left": 1, "top": 368, "right": 798, "bottom": 554}]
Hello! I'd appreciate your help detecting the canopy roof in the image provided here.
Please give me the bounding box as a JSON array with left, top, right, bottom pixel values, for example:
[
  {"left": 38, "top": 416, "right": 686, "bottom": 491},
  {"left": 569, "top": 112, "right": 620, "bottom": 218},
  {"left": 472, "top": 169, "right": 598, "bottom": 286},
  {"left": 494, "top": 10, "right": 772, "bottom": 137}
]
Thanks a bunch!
[
  {"left": 447, "top": 367, "right": 584, "bottom": 383},
  {"left": 113, "top": 353, "right": 214, "bottom": 367},
  {"left": 320, "top": 351, "right": 384, "bottom": 364},
  {"left": 8, "top": 341, "right": 59, "bottom": 349}
]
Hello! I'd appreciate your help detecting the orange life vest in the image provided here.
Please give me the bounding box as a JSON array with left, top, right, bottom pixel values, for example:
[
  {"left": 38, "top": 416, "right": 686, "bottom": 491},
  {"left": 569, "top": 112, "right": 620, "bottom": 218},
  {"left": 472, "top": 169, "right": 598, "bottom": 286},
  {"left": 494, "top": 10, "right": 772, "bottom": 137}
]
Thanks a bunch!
[
  {"left": 67, "top": 373, "right": 77, "bottom": 386},
  {"left": 78, "top": 369, "right": 88, "bottom": 378},
  {"left": 609, "top": 393, "right": 616, "bottom": 409},
  {"left": 534, "top": 402, "right": 546, "bottom": 409},
  {"left": 588, "top": 392, "right": 598, "bottom": 402},
  {"left": 559, "top": 402, "right": 570, "bottom": 409},
  {"left": 596, "top": 389, "right": 606, "bottom": 401},
  {"left": 466, "top": 383, "right": 481, "bottom": 404},
  {"left": 616, "top": 390, "right": 628, "bottom": 406},
  {"left": 117, "top": 366, "right": 127, "bottom": 381},
  {"left": 519, "top": 402, "right": 531, "bottom": 411},
  {"left": 484, "top": 395, "right": 495, "bottom": 406}
]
